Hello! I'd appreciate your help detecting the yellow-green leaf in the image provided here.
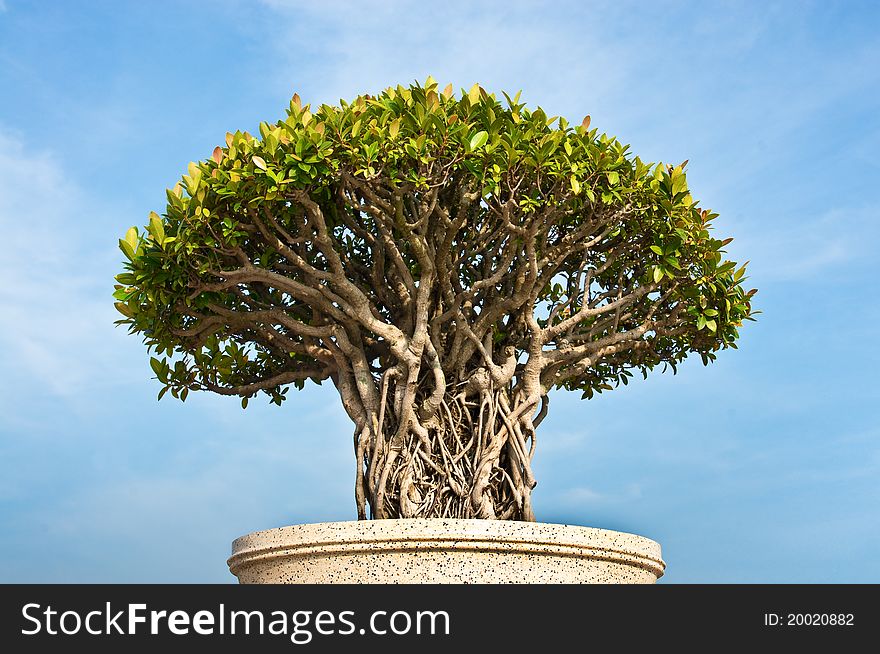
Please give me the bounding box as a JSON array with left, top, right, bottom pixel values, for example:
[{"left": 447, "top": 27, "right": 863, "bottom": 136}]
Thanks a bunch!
[
  {"left": 252, "top": 156, "right": 267, "bottom": 170},
  {"left": 468, "top": 83, "right": 481, "bottom": 104},
  {"left": 672, "top": 172, "right": 687, "bottom": 195},
  {"left": 118, "top": 238, "right": 134, "bottom": 260},
  {"left": 469, "top": 131, "right": 489, "bottom": 150},
  {"left": 114, "top": 302, "right": 134, "bottom": 318},
  {"left": 124, "top": 226, "right": 138, "bottom": 250},
  {"left": 148, "top": 211, "right": 165, "bottom": 244}
]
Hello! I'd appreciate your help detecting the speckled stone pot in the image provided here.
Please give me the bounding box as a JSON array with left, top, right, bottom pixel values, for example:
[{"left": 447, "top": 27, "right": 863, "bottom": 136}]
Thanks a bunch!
[{"left": 228, "top": 519, "right": 664, "bottom": 584}]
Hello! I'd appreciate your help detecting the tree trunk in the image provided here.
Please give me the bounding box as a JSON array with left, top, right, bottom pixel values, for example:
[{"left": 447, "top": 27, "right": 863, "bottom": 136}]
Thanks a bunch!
[{"left": 347, "top": 367, "right": 541, "bottom": 521}]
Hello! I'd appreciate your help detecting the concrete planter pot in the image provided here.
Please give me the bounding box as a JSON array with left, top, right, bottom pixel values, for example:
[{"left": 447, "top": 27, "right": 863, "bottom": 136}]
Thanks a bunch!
[{"left": 228, "top": 519, "right": 665, "bottom": 584}]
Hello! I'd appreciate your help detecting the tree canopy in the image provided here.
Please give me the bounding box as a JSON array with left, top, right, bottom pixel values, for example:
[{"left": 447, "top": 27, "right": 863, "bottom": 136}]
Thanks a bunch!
[{"left": 115, "top": 77, "right": 755, "bottom": 520}]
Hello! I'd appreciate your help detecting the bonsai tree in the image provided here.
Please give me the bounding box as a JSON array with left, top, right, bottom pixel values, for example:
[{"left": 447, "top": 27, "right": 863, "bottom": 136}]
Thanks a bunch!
[{"left": 115, "top": 78, "right": 755, "bottom": 522}]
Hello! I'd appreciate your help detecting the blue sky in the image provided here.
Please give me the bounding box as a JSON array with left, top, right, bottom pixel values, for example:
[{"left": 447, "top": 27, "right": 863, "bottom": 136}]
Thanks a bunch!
[{"left": 1, "top": 0, "right": 878, "bottom": 582}]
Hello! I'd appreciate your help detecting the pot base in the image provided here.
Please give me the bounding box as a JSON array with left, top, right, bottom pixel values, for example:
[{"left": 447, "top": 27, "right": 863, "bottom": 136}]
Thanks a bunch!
[{"left": 228, "top": 519, "right": 664, "bottom": 584}]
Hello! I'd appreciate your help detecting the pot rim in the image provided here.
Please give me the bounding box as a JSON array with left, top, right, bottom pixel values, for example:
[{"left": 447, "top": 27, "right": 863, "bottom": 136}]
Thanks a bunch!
[{"left": 228, "top": 518, "right": 665, "bottom": 579}]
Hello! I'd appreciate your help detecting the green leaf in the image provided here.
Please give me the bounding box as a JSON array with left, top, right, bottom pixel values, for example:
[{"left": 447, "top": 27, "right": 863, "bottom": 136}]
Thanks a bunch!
[
  {"left": 118, "top": 238, "right": 135, "bottom": 260},
  {"left": 664, "top": 256, "right": 681, "bottom": 270},
  {"left": 672, "top": 172, "right": 687, "bottom": 195},
  {"left": 114, "top": 301, "right": 134, "bottom": 318},
  {"left": 469, "top": 131, "right": 489, "bottom": 150},
  {"left": 119, "top": 227, "right": 140, "bottom": 259},
  {"left": 112, "top": 80, "right": 756, "bottom": 414},
  {"left": 148, "top": 211, "right": 165, "bottom": 244},
  {"left": 468, "top": 83, "right": 481, "bottom": 104},
  {"left": 124, "top": 226, "right": 138, "bottom": 251},
  {"left": 149, "top": 357, "right": 164, "bottom": 376}
]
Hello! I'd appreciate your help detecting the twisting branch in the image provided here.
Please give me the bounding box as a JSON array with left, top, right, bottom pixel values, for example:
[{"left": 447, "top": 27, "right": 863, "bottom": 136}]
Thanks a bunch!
[{"left": 117, "top": 79, "right": 755, "bottom": 522}]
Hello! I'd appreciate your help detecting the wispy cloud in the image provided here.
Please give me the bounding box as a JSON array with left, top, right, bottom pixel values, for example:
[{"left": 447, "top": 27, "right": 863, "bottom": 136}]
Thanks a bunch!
[
  {"left": 0, "top": 128, "right": 135, "bottom": 409},
  {"left": 733, "top": 204, "right": 879, "bottom": 282},
  {"left": 258, "top": 0, "right": 625, "bottom": 116},
  {"left": 1, "top": 1, "right": 878, "bottom": 583},
  {"left": 557, "top": 483, "right": 643, "bottom": 507},
  {"left": 0, "top": 381, "right": 358, "bottom": 581},
  {"left": 257, "top": 2, "right": 880, "bottom": 219}
]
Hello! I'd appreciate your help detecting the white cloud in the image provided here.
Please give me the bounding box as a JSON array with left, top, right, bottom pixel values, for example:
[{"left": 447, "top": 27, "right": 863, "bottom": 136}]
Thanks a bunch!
[
  {"left": 557, "top": 482, "right": 642, "bottom": 507},
  {"left": 733, "top": 204, "right": 879, "bottom": 282},
  {"left": 4, "top": 390, "right": 358, "bottom": 581},
  {"left": 0, "top": 128, "right": 137, "bottom": 408},
  {"left": 255, "top": 0, "right": 880, "bottom": 292},
  {"left": 561, "top": 486, "right": 605, "bottom": 504},
  {"left": 256, "top": 1, "right": 880, "bottom": 236},
  {"left": 258, "top": 0, "right": 626, "bottom": 119}
]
